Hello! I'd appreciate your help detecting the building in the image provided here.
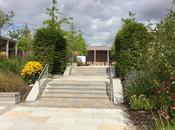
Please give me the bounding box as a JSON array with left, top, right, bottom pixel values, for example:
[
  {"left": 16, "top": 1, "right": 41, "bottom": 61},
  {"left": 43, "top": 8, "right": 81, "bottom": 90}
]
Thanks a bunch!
[
  {"left": 0, "top": 36, "right": 17, "bottom": 58},
  {"left": 86, "top": 46, "right": 111, "bottom": 66}
]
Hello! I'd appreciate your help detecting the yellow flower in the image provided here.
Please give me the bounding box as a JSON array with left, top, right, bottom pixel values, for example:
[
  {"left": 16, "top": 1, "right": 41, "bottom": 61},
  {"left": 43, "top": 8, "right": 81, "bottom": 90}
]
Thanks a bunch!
[{"left": 21, "top": 61, "right": 43, "bottom": 78}]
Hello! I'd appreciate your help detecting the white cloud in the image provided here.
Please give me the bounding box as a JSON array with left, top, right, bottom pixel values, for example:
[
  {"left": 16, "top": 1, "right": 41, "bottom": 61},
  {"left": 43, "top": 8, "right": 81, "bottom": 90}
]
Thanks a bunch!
[{"left": 0, "top": 0, "right": 173, "bottom": 45}]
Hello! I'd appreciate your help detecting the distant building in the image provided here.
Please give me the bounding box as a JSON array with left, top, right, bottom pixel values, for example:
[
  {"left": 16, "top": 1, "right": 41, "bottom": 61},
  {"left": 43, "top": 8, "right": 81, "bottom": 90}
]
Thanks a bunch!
[
  {"left": 86, "top": 46, "right": 111, "bottom": 66},
  {"left": 0, "top": 36, "right": 17, "bottom": 58}
]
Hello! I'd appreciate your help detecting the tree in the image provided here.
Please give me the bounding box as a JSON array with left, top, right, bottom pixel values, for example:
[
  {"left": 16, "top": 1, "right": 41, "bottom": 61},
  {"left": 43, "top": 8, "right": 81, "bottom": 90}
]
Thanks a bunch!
[
  {"left": 115, "top": 13, "right": 151, "bottom": 77},
  {"left": 17, "top": 25, "right": 33, "bottom": 55},
  {"left": 66, "top": 22, "right": 87, "bottom": 61},
  {"left": 33, "top": 0, "right": 67, "bottom": 73},
  {"left": 43, "top": 0, "right": 72, "bottom": 28},
  {"left": 9, "top": 25, "right": 33, "bottom": 56},
  {"left": 9, "top": 29, "right": 20, "bottom": 40},
  {"left": 0, "top": 9, "right": 15, "bottom": 36}
]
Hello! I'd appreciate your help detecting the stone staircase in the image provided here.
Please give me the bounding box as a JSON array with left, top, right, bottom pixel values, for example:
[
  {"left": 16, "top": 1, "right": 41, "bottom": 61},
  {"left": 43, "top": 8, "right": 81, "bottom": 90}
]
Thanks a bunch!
[{"left": 26, "top": 66, "right": 116, "bottom": 108}]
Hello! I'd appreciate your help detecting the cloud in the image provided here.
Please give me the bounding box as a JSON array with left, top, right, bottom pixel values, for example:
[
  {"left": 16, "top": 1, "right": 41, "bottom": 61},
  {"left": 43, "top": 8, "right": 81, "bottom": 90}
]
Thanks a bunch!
[{"left": 0, "top": 0, "right": 173, "bottom": 45}]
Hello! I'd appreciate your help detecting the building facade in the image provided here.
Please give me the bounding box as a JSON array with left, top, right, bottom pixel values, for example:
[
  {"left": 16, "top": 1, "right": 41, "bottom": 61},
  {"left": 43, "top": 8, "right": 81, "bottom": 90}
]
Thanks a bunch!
[
  {"left": 86, "top": 46, "right": 111, "bottom": 66},
  {"left": 0, "top": 37, "right": 17, "bottom": 58}
]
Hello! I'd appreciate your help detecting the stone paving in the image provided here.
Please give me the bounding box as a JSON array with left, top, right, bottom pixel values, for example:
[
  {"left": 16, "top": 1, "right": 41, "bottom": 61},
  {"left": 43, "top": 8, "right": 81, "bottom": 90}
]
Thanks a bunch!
[{"left": 0, "top": 107, "right": 129, "bottom": 130}]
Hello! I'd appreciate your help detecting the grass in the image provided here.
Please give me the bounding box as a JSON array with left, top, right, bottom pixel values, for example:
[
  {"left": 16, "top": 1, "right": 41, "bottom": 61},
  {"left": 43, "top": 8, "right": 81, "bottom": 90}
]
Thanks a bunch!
[{"left": 0, "top": 73, "right": 30, "bottom": 101}]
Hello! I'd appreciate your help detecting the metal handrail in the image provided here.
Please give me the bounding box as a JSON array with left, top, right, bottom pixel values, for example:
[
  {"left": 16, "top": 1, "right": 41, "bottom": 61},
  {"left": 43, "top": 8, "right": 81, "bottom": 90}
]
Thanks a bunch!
[
  {"left": 38, "top": 64, "right": 49, "bottom": 97},
  {"left": 107, "top": 65, "right": 114, "bottom": 102},
  {"left": 38, "top": 64, "right": 49, "bottom": 81},
  {"left": 69, "top": 63, "right": 73, "bottom": 75}
]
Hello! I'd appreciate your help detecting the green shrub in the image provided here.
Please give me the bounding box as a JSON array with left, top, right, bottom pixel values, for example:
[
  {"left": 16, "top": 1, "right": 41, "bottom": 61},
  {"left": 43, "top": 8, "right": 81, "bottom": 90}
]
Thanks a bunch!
[
  {"left": 129, "top": 95, "right": 157, "bottom": 110},
  {"left": 0, "top": 55, "right": 36, "bottom": 74},
  {"left": 0, "top": 58, "right": 20, "bottom": 73},
  {"left": 115, "top": 15, "right": 151, "bottom": 77},
  {"left": 124, "top": 71, "right": 154, "bottom": 100},
  {"left": 0, "top": 73, "right": 30, "bottom": 100},
  {"left": 33, "top": 27, "right": 67, "bottom": 74}
]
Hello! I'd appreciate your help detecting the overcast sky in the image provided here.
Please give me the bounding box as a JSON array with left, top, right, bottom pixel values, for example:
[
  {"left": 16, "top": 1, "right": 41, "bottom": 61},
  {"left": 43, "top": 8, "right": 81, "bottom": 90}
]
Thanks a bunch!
[{"left": 0, "top": 0, "right": 173, "bottom": 45}]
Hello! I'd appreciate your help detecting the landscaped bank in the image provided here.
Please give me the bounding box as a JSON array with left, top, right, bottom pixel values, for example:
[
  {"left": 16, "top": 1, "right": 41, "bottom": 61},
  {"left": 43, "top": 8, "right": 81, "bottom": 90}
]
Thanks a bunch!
[{"left": 114, "top": 11, "right": 175, "bottom": 129}]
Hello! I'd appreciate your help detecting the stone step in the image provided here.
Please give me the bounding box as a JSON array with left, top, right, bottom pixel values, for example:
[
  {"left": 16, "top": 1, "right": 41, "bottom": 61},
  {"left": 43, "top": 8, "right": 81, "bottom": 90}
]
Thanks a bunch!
[
  {"left": 0, "top": 101, "right": 16, "bottom": 105},
  {"left": 72, "top": 70, "right": 106, "bottom": 72},
  {"left": 46, "top": 85, "right": 107, "bottom": 89},
  {"left": 48, "top": 81, "right": 107, "bottom": 85},
  {"left": 41, "top": 93, "right": 108, "bottom": 99},
  {"left": 73, "top": 67, "right": 107, "bottom": 70},
  {"left": 44, "top": 88, "right": 107, "bottom": 94},
  {"left": 71, "top": 73, "right": 107, "bottom": 75},
  {"left": 27, "top": 98, "right": 116, "bottom": 108}
]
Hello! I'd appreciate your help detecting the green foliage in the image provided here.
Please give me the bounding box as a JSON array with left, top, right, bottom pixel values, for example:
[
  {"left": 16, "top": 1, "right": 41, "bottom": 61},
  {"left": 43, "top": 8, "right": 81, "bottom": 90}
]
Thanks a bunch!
[
  {"left": 129, "top": 95, "right": 156, "bottom": 110},
  {"left": 125, "top": 71, "right": 153, "bottom": 99},
  {"left": 34, "top": 27, "right": 67, "bottom": 74},
  {"left": 0, "top": 8, "right": 15, "bottom": 35},
  {"left": 122, "top": 11, "right": 175, "bottom": 122},
  {"left": 115, "top": 14, "right": 151, "bottom": 77},
  {"left": 33, "top": 0, "right": 69, "bottom": 74},
  {"left": 139, "top": 11, "right": 175, "bottom": 115},
  {"left": 66, "top": 23, "right": 87, "bottom": 58},
  {"left": 153, "top": 118, "right": 175, "bottom": 130},
  {"left": 0, "top": 58, "right": 20, "bottom": 73},
  {"left": 43, "top": 0, "right": 72, "bottom": 29},
  {"left": 17, "top": 25, "right": 33, "bottom": 53},
  {"left": 0, "top": 55, "right": 36, "bottom": 74},
  {"left": 111, "top": 43, "right": 116, "bottom": 60}
]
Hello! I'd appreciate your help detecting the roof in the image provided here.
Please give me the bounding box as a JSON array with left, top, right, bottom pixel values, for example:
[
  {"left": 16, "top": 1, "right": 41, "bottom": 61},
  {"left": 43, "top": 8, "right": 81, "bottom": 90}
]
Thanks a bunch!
[
  {"left": 0, "top": 36, "right": 17, "bottom": 43},
  {"left": 87, "top": 46, "right": 111, "bottom": 51}
]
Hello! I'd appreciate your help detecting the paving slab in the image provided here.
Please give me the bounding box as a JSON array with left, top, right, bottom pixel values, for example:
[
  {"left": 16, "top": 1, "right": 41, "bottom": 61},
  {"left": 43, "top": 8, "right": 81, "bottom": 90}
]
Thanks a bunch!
[{"left": 0, "top": 107, "right": 130, "bottom": 130}]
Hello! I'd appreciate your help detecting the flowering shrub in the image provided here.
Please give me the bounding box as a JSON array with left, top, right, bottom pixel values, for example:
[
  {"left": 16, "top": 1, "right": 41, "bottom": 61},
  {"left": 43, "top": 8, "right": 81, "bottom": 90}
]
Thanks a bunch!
[{"left": 21, "top": 61, "right": 43, "bottom": 84}]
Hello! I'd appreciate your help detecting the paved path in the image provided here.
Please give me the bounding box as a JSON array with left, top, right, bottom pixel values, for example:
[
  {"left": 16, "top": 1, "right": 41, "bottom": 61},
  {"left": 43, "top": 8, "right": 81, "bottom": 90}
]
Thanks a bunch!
[{"left": 0, "top": 107, "right": 130, "bottom": 130}]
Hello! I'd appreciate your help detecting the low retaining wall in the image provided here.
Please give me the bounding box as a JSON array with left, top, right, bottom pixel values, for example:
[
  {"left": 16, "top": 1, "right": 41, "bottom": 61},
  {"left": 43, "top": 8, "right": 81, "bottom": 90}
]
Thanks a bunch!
[{"left": 0, "top": 92, "right": 21, "bottom": 105}]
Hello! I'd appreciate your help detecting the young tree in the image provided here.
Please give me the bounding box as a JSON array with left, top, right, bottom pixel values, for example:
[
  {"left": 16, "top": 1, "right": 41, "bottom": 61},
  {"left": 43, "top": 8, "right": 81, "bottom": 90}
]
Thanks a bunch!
[
  {"left": 0, "top": 9, "right": 15, "bottom": 36},
  {"left": 34, "top": 0, "right": 67, "bottom": 73},
  {"left": 66, "top": 22, "right": 87, "bottom": 60},
  {"left": 17, "top": 25, "right": 33, "bottom": 55},
  {"left": 9, "top": 25, "right": 33, "bottom": 56}
]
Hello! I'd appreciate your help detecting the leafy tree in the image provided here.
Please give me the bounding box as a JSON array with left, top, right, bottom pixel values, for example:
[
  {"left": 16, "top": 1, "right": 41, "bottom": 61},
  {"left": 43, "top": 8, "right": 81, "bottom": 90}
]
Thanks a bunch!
[
  {"left": 9, "top": 29, "right": 20, "bottom": 40},
  {"left": 9, "top": 25, "right": 33, "bottom": 56},
  {"left": 34, "top": 0, "right": 67, "bottom": 73},
  {"left": 66, "top": 22, "right": 87, "bottom": 60},
  {"left": 0, "top": 9, "right": 15, "bottom": 36},
  {"left": 115, "top": 13, "right": 151, "bottom": 77},
  {"left": 17, "top": 25, "right": 33, "bottom": 55}
]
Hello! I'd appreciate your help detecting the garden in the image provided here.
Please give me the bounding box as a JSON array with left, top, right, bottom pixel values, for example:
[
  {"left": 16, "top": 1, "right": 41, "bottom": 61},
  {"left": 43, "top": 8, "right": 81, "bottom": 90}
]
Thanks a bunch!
[
  {"left": 0, "top": 0, "right": 87, "bottom": 101},
  {"left": 114, "top": 11, "right": 175, "bottom": 129}
]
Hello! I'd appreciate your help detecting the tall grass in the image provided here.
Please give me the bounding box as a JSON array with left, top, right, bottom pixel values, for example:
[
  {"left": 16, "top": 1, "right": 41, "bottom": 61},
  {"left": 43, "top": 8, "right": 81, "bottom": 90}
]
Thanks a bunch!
[
  {"left": 154, "top": 120, "right": 175, "bottom": 130},
  {"left": 0, "top": 55, "right": 36, "bottom": 74},
  {"left": 0, "top": 73, "right": 30, "bottom": 100}
]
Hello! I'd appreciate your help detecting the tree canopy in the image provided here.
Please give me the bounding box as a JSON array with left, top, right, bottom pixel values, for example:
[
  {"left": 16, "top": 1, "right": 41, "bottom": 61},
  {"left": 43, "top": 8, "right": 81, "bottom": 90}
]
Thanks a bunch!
[{"left": 0, "top": 9, "right": 15, "bottom": 36}]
